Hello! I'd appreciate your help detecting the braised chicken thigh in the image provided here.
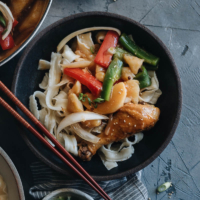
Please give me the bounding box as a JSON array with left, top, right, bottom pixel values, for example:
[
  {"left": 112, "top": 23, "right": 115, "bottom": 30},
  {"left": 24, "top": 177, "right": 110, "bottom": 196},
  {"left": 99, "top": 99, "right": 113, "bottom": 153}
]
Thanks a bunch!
[{"left": 79, "top": 103, "right": 160, "bottom": 161}]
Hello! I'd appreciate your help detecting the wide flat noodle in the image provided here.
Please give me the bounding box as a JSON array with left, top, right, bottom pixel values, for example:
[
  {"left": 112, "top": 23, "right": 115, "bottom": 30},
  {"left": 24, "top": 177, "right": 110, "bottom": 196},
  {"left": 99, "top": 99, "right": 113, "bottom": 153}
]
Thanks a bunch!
[
  {"left": 29, "top": 91, "right": 46, "bottom": 119},
  {"left": 139, "top": 71, "right": 162, "bottom": 104},
  {"left": 99, "top": 133, "right": 144, "bottom": 170},
  {"left": 96, "top": 31, "right": 107, "bottom": 44},
  {"left": 39, "top": 73, "right": 49, "bottom": 90},
  {"left": 98, "top": 152, "right": 118, "bottom": 170},
  {"left": 45, "top": 53, "right": 62, "bottom": 110},
  {"left": 62, "top": 45, "right": 78, "bottom": 63},
  {"left": 53, "top": 91, "right": 68, "bottom": 111},
  {"left": 77, "top": 32, "right": 94, "bottom": 56},
  {"left": 100, "top": 144, "right": 134, "bottom": 162},
  {"left": 38, "top": 60, "right": 50, "bottom": 70},
  {"left": 62, "top": 134, "right": 78, "bottom": 156}
]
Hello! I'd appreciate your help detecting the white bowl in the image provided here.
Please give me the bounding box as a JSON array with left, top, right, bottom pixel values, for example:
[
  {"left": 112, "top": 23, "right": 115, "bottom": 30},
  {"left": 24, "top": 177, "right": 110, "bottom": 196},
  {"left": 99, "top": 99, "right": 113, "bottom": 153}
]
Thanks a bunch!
[
  {"left": 43, "top": 188, "right": 94, "bottom": 200},
  {"left": 0, "top": 147, "right": 25, "bottom": 200}
]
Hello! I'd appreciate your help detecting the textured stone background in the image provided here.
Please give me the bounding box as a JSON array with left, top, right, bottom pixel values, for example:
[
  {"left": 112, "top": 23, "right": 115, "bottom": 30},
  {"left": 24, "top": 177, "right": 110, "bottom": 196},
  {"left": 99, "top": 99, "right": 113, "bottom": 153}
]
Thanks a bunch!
[{"left": 0, "top": 0, "right": 200, "bottom": 199}]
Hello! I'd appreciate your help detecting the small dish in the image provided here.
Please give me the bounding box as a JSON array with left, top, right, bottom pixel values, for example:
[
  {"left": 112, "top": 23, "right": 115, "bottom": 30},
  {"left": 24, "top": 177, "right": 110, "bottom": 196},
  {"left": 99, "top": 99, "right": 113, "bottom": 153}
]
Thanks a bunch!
[
  {"left": 0, "top": 147, "right": 25, "bottom": 200},
  {"left": 43, "top": 188, "right": 93, "bottom": 200}
]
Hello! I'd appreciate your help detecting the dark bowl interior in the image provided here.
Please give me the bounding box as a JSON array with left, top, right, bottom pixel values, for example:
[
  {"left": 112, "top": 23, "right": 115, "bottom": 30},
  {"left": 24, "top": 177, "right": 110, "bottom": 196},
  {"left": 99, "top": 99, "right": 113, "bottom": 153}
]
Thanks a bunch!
[{"left": 12, "top": 12, "right": 182, "bottom": 181}]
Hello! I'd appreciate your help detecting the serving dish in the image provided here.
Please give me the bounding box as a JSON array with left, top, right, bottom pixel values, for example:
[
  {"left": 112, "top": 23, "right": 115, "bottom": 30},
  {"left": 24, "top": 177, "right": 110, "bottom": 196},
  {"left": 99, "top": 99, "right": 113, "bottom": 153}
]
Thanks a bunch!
[
  {"left": 43, "top": 188, "right": 93, "bottom": 200},
  {"left": 0, "top": 0, "right": 52, "bottom": 66},
  {"left": 12, "top": 12, "right": 182, "bottom": 181},
  {"left": 0, "top": 147, "right": 25, "bottom": 200}
]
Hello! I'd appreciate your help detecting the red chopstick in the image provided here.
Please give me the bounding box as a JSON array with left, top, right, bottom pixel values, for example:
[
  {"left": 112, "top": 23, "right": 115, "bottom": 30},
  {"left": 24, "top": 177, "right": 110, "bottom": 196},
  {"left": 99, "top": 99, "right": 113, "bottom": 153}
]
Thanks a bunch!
[{"left": 0, "top": 81, "right": 111, "bottom": 200}]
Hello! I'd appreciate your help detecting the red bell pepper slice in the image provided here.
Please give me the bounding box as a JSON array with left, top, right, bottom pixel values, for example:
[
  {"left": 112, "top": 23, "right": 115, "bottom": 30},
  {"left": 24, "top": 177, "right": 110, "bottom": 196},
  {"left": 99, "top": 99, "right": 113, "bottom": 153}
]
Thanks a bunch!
[
  {"left": 94, "top": 30, "right": 119, "bottom": 68},
  {"left": 0, "top": 24, "right": 15, "bottom": 50},
  {"left": 0, "top": 33, "right": 15, "bottom": 50},
  {"left": 64, "top": 68, "right": 103, "bottom": 96},
  {"left": 13, "top": 19, "right": 18, "bottom": 28}
]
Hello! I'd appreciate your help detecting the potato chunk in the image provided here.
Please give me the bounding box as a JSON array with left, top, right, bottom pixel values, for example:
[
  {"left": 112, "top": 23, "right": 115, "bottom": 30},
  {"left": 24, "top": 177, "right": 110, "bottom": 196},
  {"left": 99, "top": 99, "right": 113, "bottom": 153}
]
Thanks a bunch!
[
  {"left": 123, "top": 54, "right": 144, "bottom": 74},
  {"left": 82, "top": 82, "right": 127, "bottom": 114},
  {"left": 121, "top": 67, "right": 135, "bottom": 81},
  {"left": 125, "top": 80, "right": 140, "bottom": 104},
  {"left": 67, "top": 93, "right": 84, "bottom": 113},
  {"left": 69, "top": 81, "right": 82, "bottom": 96},
  {"left": 95, "top": 64, "right": 106, "bottom": 82}
]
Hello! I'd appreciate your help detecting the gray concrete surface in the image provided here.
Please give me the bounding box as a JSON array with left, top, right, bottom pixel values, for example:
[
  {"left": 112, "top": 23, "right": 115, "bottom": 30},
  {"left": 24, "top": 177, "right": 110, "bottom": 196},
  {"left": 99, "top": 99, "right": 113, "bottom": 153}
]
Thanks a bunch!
[{"left": 0, "top": 0, "right": 200, "bottom": 199}]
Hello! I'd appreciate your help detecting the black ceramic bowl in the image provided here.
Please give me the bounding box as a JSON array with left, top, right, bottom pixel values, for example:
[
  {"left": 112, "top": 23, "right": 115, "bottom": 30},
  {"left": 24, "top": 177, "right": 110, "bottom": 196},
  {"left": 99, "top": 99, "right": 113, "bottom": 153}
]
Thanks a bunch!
[{"left": 12, "top": 12, "right": 182, "bottom": 181}]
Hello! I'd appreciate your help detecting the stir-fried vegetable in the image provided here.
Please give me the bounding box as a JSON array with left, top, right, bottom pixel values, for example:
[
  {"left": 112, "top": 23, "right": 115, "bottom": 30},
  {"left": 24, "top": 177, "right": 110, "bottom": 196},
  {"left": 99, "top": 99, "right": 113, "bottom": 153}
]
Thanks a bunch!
[
  {"left": 0, "top": 13, "right": 6, "bottom": 27},
  {"left": 119, "top": 33, "right": 159, "bottom": 66},
  {"left": 134, "top": 66, "right": 151, "bottom": 89},
  {"left": 0, "top": 33, "right": 14, "bottom": 50},
  {"left": 0, "top": 25, "right": 14, "bottom": 50},
  {"left": 113, "top": 47, "right": 129, "bottom": 61},
  {"left": 64, "top": 68, "right": 102, "bottom": 96},
  {"left": 144, "top": 63, "right": 158, "bottom": 71},
  {"left": 13, "top": 19, "right": 18, "bottom": 28},
  {"left": 101, "top": 58, "right": 123, "bottom": 101},
  {"left": 94, "top": 30, "right": 119, "bottom": 68},
  {"left": 0, "top": 2, "right": 14, "bottom": 40}
]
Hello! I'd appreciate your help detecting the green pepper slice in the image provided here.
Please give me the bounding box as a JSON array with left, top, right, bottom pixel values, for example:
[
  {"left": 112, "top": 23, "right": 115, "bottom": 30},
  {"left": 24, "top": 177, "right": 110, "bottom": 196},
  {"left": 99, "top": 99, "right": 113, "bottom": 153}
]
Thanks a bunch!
[
  {"left": 114, "top": 47, "right": 158, "bottom": 71},
  {"left": 119, "top": 33, "right": 159, "bottom": 66},
  {"left": 144, "top": 63, "right": 158, "bottom": 71},
  {"left": 101, "top": 58, "right": 123, "bottom": 101},
  {"left": 134, "top": 66, "right": 151, "bottom": 89},
  {"left": 0, "top": 12, "right": 6, "bottom": 27},
  {"left": 113, "top": 47, "right": 129, "bottom": 61}
]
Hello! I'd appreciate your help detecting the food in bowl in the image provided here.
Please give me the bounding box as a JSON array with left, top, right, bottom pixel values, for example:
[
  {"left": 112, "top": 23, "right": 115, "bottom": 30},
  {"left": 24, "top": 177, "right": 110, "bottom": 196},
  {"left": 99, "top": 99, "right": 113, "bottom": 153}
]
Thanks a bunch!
[
  {"left": 29, "top": 27, "right": 162, "bottom": 170},
  {"left": 0, "top": 2, "right": 18, "bottom": 50},
  {"left": 0, "top": 174, "right": 8, "bottom": 200},
  {"left": 0, "top": 0, "right": 51, "bottom": 65}
]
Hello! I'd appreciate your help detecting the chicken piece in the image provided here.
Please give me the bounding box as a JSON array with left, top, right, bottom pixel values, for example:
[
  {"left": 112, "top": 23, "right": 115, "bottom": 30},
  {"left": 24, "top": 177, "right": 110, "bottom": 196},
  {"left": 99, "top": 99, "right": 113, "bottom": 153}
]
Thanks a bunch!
[{"left": 78, "top": 103, "right": 160, "bottom": 161}]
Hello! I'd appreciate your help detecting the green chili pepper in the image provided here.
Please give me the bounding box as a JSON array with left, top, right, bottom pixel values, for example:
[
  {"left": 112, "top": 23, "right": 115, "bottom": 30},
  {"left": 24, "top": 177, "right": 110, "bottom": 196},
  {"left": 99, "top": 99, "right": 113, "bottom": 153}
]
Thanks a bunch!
[
  {"left": 134, "top": 66, "right": 151, "bottom": 89},
  {"left": 113, "top": 47, "right": 129, "bottom": 61},
  {"left": 101, "top": 58, "right": 123, "bottom": 101},
  {"left": 0, "top": 14, "right": 6, "bottom": 27},
  {"left": 144, "top": 63, "right": 158, "bottom": 71},
  {"left": 119, "top": 33, "right": 159, "bottom": 66},
  {"left": 157, "top": 182, "right": 172, "bottom": 193}
]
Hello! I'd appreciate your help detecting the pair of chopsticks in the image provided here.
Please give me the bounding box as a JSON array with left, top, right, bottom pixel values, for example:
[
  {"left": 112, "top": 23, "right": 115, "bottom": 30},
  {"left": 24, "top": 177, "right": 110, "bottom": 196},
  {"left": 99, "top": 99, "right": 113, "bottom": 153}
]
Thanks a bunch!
[{"left": 0, "top": 81, "right": 111, "bottom": 200}]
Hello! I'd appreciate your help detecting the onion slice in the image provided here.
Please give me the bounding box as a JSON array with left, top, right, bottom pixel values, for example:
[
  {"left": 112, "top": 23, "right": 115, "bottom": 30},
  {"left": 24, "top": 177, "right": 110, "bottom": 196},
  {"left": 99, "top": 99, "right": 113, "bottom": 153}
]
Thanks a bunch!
[
  {"left": 71, "top": 123, "right": 100, "bottom": 143},
  {"left": 0, "top": 2, "right": 14, "bottom": 40},
  {"left": 57, "top": 27, "right": 121, "bottom": 52},
  {"left": 57, "top": 111, "right": 108, "bottom": 134}
]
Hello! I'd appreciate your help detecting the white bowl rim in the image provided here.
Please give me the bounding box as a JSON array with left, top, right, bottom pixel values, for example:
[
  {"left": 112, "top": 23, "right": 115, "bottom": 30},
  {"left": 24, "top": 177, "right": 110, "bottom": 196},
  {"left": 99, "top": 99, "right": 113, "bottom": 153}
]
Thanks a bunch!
[
  {"left": 0, "top": 147, "right": 25, "bottom": 200},
  {"left": 42, "top": 188, "right": 94, "bottom": 200}
]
